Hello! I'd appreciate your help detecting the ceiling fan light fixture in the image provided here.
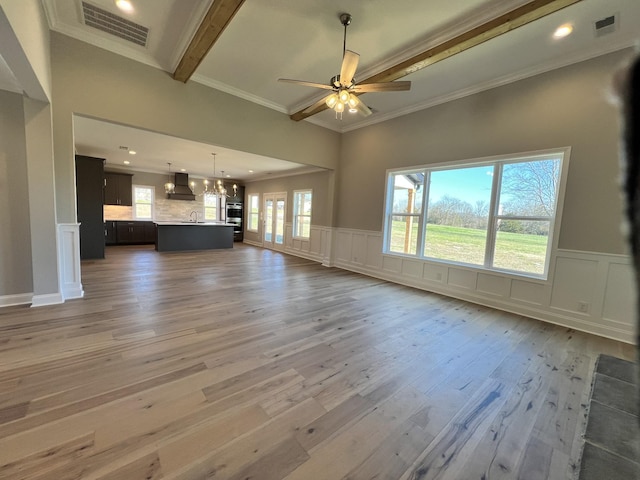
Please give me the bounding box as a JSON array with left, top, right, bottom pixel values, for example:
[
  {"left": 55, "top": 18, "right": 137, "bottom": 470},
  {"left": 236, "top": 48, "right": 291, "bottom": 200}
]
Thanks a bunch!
[
  {"left": 347, "top": 93, "right": 359, "bottom": 108},
  {"left": 334, "top": 101, "right": 345, "bottom": 113},
  {"left": 338, "top": 89, "right": 350, "bottom": 104},
  {"left": 325, "top": 93, "right": 339, "bottom": 108}
]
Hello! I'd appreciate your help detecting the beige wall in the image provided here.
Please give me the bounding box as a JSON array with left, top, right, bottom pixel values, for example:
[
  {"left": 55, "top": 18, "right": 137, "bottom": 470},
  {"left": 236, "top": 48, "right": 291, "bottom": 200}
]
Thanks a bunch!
[
  {"left": 339, "top": 49, "right": 632, "bottom": 255},
  {"left": 51, "top": 33, "right": 341, "bottom": 224},
  {"left": 244, "top": 169, "right": 334, "bottom": 243},
  {"left": 0, "top": 90, "right": 33, "bottom": 295}
]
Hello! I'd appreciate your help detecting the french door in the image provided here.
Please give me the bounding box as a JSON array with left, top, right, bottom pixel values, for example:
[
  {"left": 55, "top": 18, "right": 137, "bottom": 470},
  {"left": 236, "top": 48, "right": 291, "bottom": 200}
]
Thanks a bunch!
[{"left": 263, "top": 192, "right": 286, "bottom": 251}]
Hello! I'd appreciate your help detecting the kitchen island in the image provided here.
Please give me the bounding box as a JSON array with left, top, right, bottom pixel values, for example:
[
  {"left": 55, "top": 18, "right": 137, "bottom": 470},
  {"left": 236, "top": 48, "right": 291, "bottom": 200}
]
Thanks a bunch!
[{"left": 155, "top": 222, "right": 235, "bottom": 252}]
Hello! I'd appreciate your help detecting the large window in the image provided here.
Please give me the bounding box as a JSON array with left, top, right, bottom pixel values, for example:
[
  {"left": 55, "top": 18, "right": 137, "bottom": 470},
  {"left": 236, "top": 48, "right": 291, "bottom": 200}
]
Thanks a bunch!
[
  {"left": 293, "top": 190, "right": 312, "bottom": 239},
  {"left": 132, "top": 185, "right": 154, "bottom": 220},
  {"left": 383, "top": 150, "right": 567, "bottom": 278},
  {"left": 247, "top": 194, "right": 259, "bottom": 232}
]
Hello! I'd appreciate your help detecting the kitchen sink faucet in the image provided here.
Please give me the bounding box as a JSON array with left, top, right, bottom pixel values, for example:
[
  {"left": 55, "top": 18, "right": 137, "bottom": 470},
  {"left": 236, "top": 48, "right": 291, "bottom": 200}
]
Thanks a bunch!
[{"left": 189, "top": 211, "right": 199, "bottom": 223}]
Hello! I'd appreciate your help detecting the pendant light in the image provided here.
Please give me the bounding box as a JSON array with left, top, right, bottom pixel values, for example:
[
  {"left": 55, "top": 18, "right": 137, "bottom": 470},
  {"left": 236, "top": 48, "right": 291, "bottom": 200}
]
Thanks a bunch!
[
  {"left": 204, "top": 153, "right": 227, "bottom": 197},
  {"left": 164, "top": 162, "right": 175, "bottom": 194}
]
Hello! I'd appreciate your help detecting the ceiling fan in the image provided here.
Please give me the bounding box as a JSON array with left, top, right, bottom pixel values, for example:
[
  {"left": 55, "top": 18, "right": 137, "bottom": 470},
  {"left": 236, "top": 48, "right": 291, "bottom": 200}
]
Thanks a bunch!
[{"left": 278, "top": 13, "right": 411, "bottom": 119}]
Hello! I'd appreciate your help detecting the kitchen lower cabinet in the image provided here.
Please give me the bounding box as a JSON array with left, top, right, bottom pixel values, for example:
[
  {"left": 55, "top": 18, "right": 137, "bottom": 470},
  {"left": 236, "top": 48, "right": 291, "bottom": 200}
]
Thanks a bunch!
[
  {"left": 106, "top": 221, "right": 155, "bottom": 245},
  {"left": 116, "top": 222, "right": 146, "bottom": 243},
  {"left": 105, "top": 221, "right": 117, "bottom": 245}
]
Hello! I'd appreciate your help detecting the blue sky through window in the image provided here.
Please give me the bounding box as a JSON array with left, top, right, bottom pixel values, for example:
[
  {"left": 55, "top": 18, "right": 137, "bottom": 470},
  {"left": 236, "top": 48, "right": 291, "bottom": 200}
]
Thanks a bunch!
[{"left": 429, "top": 166, "right": 494, "bottom": 205}]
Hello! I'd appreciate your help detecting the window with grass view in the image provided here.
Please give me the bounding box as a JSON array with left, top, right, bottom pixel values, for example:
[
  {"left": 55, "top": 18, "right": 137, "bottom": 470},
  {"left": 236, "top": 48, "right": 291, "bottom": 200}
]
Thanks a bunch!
[
  {"left": 293, "top": 190, "right": 312, "bottom": 238},
  {"left": 383, "top": 151, "right": 566, "bottom": 278},
  {"left": 133, "top": 185, "right": 154, "bottom": 220},
  {"left": 204, "top": 193, "right": 217, "bottom": 221},
  {"left": 247, "top": 194, "right": 259, "bottom": 232}
]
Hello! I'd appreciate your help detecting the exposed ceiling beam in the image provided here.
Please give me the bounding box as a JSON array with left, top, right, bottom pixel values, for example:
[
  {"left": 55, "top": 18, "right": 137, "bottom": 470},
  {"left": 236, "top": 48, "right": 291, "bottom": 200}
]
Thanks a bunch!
[
  {"left": 173, "top": 0, "right": 246, "bottom": 83},
  {"left": 290, "top": 0, "right": 582, "bottom": 121}
]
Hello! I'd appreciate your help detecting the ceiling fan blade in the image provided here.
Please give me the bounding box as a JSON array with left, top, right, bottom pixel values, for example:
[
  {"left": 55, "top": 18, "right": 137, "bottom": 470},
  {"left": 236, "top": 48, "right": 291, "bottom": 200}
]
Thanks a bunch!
[
  {"left": 302, "top": 96, "right": 330, "bottom": 114},
  {"left": 339, "top": 50, "right": 359, "bottom": 87},
  {"left": 355, "top": 99, "right": 372, "bottom": 117},
  {"left": 278, "top": 79, "right": 335, "bottom": 90},
  {"left": 352, "top": 81, "right": 411, "bottom": 93}
]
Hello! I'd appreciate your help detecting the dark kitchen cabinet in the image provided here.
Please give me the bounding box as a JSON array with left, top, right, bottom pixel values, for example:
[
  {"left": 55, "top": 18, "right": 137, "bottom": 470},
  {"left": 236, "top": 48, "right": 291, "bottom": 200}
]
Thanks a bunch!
[
  {"left": 108, "top": 221, "right": 155, "bottom": 245},
  {"left": 116, "top": 221, "right": 146, "bottom": 243},
  {"left": 104, "top": 172, "right": 133, "bottom": 206},
  {"left": 144, "top": 222, "right": 156, "bottom": 243},
  {"left": 76, "top": 155, "right": 105, "bottom": 259},
  {"left": 228, "top": 185, "right": 245, "bottom": 203},
  {"left": 105, "top": 221, "right": 117, "bottom": 245}
]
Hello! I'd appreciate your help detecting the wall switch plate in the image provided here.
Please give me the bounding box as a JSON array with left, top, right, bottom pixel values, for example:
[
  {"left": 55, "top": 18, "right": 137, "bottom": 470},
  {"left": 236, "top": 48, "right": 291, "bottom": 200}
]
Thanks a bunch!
[{"left": 577, "top": 302, "right": 590, "bottom": 313}]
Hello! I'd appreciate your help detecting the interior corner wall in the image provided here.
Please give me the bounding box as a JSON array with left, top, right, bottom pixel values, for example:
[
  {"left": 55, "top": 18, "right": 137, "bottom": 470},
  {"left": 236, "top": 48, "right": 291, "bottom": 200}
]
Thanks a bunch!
[
  {"left": 24, "top": 98, "right": 59, "bottom": 297},
  {"left": 0, "top": 0, "right": 51, "bottom": 101},
  {"left": 0, "top": 90, "right": 33, "bottom": 297},
  {"left": 338, "top": 48, "right": 633, "bottom": 255},
  {"left": 51, "top": 33, "right": 341, "bottom": 224}
]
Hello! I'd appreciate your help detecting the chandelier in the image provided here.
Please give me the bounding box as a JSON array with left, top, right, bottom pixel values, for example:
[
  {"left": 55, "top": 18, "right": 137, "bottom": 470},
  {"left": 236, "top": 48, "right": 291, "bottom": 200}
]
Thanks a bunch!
[
  {"left": 164, "top": 162, "right": 175, "bottom": 194},
  {"left": 203, "top": 153, "right": 226, "bottom": 196}
]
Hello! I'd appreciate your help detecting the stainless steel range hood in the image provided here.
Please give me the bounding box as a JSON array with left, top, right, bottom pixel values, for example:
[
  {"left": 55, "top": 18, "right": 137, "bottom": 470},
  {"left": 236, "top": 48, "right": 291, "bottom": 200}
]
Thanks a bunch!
[{"left": 167, "top": 172, "right": 195, "bottom": 201}]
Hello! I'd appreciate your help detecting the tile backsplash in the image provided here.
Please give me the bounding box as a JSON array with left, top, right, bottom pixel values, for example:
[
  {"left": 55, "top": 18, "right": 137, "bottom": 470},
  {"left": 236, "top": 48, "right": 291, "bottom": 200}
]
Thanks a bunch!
[
  {"left": 104, "top": 205, "right": 132, "bottom": 220},
  {"left": 104, "top": 199, "right": 205, "bottom": 222},
  {"left": 155, "top": 198, "right": 204, "bottom": 222}
]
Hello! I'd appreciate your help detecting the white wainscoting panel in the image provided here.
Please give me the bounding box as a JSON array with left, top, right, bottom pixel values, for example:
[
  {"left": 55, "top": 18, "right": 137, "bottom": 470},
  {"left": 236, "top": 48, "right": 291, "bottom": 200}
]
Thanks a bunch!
[
  {"left": 252, "top": 223, "right": 332, "bottom": 264},
  {"left": 57, "top": 223, "right": 84, "bottom": 301},
  {"left": 602, "top": 262, "right": 635, "bottom": 324},
  {"left": 331, "top": 228, "right": 636, "bottom": 344},
  {"left": 477, "top": 273, "right": 509, "bottom": 298},
  {"left": 448, "top": 269, "right": 477, "bottom": 291},
  {"left": 511, "top": 279, "right": 545, "bottom": 306}
]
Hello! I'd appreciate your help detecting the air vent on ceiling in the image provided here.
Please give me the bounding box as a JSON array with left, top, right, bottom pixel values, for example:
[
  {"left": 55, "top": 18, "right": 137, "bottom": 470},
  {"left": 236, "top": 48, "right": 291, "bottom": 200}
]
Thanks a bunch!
[
  {"left": 594, "top": 14, "right": 618, "bottom": 38},
  {"left": 82, "top": 2, "right": 149, "bottom": 47}
]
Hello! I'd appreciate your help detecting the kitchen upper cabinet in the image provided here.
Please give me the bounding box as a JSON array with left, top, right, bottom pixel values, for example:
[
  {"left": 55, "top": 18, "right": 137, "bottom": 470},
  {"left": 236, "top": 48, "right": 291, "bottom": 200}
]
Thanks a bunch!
[{"left": 104, "top": 172, "right": 133, "bottom": 206}]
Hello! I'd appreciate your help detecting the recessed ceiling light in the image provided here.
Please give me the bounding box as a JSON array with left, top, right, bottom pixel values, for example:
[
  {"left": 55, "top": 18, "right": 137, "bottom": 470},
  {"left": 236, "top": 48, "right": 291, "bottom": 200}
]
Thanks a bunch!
[
  {"left": 553, "top": 23, "right": 573, "bottom": 39},
  {"left": 128, "top": 150, "right": 136, "bottom": 155},
  {"left": 226, "top": 174, "right": 231, "bottom": 178},
  {"left": 249, "top": 170, "right": 254, "bottom": 173},
  {"left": 180, "top": 168, "right": 186, "bottom": 172},
  {"left": 115, "top": 0, "right": 134, "bottom": 13},
  {"left": 123, "top": 160, "right": 130, "bottom": 165}
]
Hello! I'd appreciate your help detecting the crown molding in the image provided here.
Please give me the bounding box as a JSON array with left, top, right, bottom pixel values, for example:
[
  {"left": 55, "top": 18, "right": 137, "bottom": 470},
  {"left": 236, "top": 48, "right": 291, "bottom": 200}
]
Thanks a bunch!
[
  {"left": 190, "top": 74, "right": 288, "bottom": 114},
  {"left": 339, "top": 39, "right": 637, "bottom": 133}
]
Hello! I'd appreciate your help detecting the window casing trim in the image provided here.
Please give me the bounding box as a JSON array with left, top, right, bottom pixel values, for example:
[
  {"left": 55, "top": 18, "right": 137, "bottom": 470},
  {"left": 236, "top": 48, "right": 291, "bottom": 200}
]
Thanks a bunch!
[
  {"left": 247, "top": 193, "right": 260, "bottom": 232},
  {"left": 293, "top": 189, "right": 312, "bottom": 239},
  {"left": 382, "top": 147, "right": 571, "bottom": 280}
]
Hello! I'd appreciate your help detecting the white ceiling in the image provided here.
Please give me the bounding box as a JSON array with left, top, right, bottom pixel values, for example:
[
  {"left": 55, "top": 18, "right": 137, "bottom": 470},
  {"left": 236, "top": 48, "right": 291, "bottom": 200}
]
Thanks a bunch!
[{"left": 6, "top": 0, "right": 640, "bottom": 179}]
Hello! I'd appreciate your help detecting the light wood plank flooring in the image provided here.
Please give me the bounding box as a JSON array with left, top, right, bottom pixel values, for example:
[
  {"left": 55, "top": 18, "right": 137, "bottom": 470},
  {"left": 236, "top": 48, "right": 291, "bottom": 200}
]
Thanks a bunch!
[{"left": 0, "top": 244, "right": 634, "bottom": 480}]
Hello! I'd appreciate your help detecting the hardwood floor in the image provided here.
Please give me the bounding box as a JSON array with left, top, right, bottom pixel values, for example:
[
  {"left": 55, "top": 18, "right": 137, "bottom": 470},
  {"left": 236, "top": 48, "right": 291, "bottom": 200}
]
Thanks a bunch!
[{"left": 0, "top": 244, "right": 634, "bottom": 480}]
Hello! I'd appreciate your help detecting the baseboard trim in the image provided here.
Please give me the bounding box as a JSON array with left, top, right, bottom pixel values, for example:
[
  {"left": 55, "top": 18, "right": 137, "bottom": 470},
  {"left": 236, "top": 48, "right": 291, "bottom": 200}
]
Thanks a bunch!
[
  {"left": 335, "top": 260, "right": 635, "bottom": 344},
  {"left": 0, "top": 293, "right": 33, "bottom": 307},
  {"left": 31, "top": 292, "right": 64, "bottom": 307}
]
